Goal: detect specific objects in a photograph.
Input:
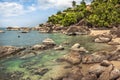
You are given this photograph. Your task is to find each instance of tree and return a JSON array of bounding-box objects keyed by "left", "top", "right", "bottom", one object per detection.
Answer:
[{"left": 72, "top": 0, "right": 76, "bottom": 8}]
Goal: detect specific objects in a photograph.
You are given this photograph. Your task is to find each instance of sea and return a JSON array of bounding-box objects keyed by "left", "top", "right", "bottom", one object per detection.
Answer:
[{"left": 0, "top": 28, "right": 111, "bottom": 80}]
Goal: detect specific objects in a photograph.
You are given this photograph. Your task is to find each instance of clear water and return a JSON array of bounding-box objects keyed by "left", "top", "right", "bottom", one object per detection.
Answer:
[
  {"left": 0, "top": 29, "right": 112, "bottom": 80},
  {"left": 0, "top": 30, "right": 68, "bottom": 47}
]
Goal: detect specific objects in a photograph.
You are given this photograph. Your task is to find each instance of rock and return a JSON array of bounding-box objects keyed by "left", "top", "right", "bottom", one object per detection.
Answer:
[
  {"left": 63, "top": 66, "right": 83, "bottom": 80},
  {"left": 108, "top": 41, "right": 120, "bottom": 45},
  {"left": 66, "top": 26, "right": 90, "bottom": 36},
  {"left": 97, "top": 65, "right": 113, "bottom": 80},
  {"left": 81, "top": 73, "right": 97, "bottom": 80},
  {"left": 110, "top": 27, "right": 120, "bottom": 37},
  {"left": 100, "top": 60, "right": 111, "bottom": 67},
  {"left": 0, "top": 30, "right": 5, "bottom": 33},
  {"left": 6, "top": 27, "right": 20, "bottom": 31},
  {"left": 20, "top": 52, "right": 36, "bottom": 59},
  {"left": 109, "top": 46, "right": 120, "bottom": 60},
  {"left": 82, "top": 51, "right": 110, "bottom": 64},
  {"left": 94, "top": 33, "right": 112, "bottom": 43},
  {"left": 32, "top": 44, "right": 46, "bottom": 50},
  {"left": 41, "top": 65, "right": 70, "bottom": 80},
  {"left": 42, "top": 38, "right": 56, "bottom": 48},
  {"left": 71, "top": 43, "right": 88, "bottom": 53},
  {"left": 88, "top": 64, "right": 106, "bottom": 76},
  {"left": 60, "top": 52, "right": 82, "bottom": 65},
  {"left": 0, "top": 46, "right": 25, "bottom": 58},
  {"left": 54, "top": 45, "right": 64, "bottom": 50},
  {"left": 20, "top": 30, "right": 29, "bottom": 33},
  {"left": 109, "top": 68, "right": 120, "bottom": 80},
  {"left": 34, "top": 68, "right": 49, "bottom": 76},
  {"left": 71, "top": 43, "right": 81, "bottom": 49}
]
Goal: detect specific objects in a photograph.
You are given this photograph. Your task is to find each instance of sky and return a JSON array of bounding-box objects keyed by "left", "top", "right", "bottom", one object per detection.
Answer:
[{"left": 0, "top": 0, "right": 91, "bottom": 27}]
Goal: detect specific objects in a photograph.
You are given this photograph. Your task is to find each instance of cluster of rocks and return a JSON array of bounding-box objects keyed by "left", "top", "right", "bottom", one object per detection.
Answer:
[
  {"left": 0, "top": 38, "right": 65, "bottom": 59},
  {"left": 40, "top": 44, "right": 120, "bottom": 80},
  {"left": 0, "top": 46, "right": 25, "bottom": 58},
  {"left": 94, "top": 31, "right": 120, "bottom": 45}
]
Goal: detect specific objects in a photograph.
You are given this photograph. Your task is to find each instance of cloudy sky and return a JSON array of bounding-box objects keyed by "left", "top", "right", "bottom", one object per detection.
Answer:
[{"left": 0, "top": 0, "right": 90, "bottom": 27}]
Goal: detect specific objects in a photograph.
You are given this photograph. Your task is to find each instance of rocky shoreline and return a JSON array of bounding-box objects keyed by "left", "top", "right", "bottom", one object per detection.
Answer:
[{"left": 0, "top": 26, "right": 120, "bottom": 80}]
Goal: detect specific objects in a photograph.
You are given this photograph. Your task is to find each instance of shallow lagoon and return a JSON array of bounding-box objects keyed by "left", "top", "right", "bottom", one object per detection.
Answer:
[{"left": 0, "top": 30, "right": 111, "bottom": 80}]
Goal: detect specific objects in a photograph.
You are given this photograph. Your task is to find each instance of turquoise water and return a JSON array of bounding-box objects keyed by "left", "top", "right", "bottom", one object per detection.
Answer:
[
  {"left": 0, "top": 29, "right": 112, "bottom": 80},
  {"left": 0, "top": 29, "right": 68, "bottom": 46}
]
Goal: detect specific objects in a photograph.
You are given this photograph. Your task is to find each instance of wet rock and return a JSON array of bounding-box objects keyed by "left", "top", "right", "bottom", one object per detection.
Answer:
[
  {"left": 100, "top": 60, "right": 111, "bottom": 67},
  {"left": 54, "top": 45, "right": 64, "bottom": 50}
]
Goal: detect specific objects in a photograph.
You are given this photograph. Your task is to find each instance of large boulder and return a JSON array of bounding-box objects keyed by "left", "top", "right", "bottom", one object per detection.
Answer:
[
  {"left": 82, "top": 51, "right": 110, "bottom": 64},
  {"left": 94, "top": 33, "right": 112, "bottom": 43},
  {"left": 42, "top": 38, "right": 56, "bottom": 48},
  {"left": 71, "top": 43, "right": 88, "bottom": 53},
  {"left": 60, "top": 52, "right": 82, "bottom": 65},
  {"left": 88, "top": 64, "right": 106, "bottom": 76},
  {"left": 66, "top": 26, "right": 90, "bottom": 36}
]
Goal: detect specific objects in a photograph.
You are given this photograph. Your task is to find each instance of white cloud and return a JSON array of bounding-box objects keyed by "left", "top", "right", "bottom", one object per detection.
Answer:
[
  {"left": 0, "top": 2, "right": 36, "bottom": 17},
  {"left": 38, "top": 0, "right": 81, "bottom": 10}
]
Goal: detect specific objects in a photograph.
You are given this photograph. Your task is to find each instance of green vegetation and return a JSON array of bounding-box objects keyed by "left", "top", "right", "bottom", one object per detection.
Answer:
[{"left": 47, "top": 0, "right": 120, "bottom": 28}]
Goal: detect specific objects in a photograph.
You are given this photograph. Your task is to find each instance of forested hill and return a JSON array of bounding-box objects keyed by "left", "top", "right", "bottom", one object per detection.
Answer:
[{"left": 47, "top": 0, "right": 120, "bottom": 28}]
